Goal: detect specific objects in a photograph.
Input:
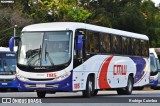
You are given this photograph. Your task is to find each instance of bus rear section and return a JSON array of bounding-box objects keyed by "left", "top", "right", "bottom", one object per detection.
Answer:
[
  {"left": 0, "top": 49, "right": 17, "bottom": 91},
  {"left": 149, "top": 48, "right": 160, "bottom": 89}
]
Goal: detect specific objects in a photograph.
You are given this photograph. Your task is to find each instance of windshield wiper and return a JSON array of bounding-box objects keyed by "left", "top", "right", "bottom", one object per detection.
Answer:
[
  {"left": 27, "top": 45, "right": 42, "bottom": 66},
  {"left": 45, "top": 43, "right": 54, "bottom": 66}
]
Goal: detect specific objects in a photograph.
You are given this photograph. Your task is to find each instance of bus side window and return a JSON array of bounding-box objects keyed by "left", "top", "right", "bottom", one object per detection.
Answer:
[
  {"left": 100, "top": 33, "right": 111, "bottom": 53},
  {"left": 111, "top": 35, "right": 116, "bottom": 54},
  {"left": 134, "top": 39, "right": 140, "bottom": 56},
  {"left": 87, "top": 31, "right": 100, "bottom": 53},
  {"left": 117, "top": 36, "right": 122, "bottom": 54},
  {"left": 130, "top": 39, "right": 134, "bottom": 55},
  {"left": 144, "top": 41, "right": 149, "bottom": 57},
  {"left": 126, "top": 38, "right": 130, "bottom": 55},
  {"left": 141, "top": 40, "right": 145, "bottom": 57},
  {"left": 111, "top": 35, "right": 121, "bottom": 54},
  {"left": 122, "top": 37, "right": 127, "bottom": 55},
  {"left": 122, "top": 37, "right": 130, "bottom": 55}
]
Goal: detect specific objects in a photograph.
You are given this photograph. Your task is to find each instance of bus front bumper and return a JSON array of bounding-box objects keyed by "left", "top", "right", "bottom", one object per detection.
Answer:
[
  {"left": 16, "top": 75, "right": 72, "bottom": 92},
  {"left": 0, "top": 80, "right": 18, "bottom": 88},
  {"left": 147, "top": 79, "right": 158, "bottom": 87}
]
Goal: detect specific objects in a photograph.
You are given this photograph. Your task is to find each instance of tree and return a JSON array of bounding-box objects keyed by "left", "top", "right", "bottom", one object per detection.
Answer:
[
  {"left": 0, "top": 1, "right": 33, "bottom": 46},
  {"left": 26, "top": 0, "right": 91, "bottom": 22},
  {"left": 141, "top": 0, "right": 160, "bottom": 47},
  {"left": 115, "top": 2, "right": 146, "bottom": 33}
]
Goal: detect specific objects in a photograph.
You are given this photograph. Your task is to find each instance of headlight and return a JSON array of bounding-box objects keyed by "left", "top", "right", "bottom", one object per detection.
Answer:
[
  {"left": 54, "top": 72, "right": 71, "bottom": 81},
  {"left": 16, "top": 74, "right": 28, "bottom": 82}
]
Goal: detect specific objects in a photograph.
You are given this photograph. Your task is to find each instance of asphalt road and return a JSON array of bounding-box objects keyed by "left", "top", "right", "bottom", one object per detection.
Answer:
[
  {"left": 1, "top": 89, "right": 160, "bottom": 98},
  {"left": 0, "top": 90, "right": 160, "bottom": 106}
]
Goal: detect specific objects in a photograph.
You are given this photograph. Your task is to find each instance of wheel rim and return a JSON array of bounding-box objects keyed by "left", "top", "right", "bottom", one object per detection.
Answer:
[
  {"left": 128, "top": 79, "right": 132, "bottom": 92},
  {"left": 89, "top": 80, "right": 93, "bottom": 93}
]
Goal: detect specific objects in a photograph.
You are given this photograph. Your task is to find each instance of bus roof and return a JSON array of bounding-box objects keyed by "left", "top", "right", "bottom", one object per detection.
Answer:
[{"left": 22, "top": 22, "right": 149, "bottom": 40}]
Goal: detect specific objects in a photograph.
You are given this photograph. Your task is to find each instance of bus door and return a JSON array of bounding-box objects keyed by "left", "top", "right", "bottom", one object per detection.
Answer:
[{"left": 74, "top": 30, "right": 85, "bottom": 68}]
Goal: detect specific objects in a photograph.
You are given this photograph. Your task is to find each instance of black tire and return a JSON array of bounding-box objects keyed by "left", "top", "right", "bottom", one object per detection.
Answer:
[
  {"left": 151, "top": 86, "right": 160, "bottom": 90},
  {"left": 92, "top": 90, "right": 98, "bottom": 96},
  {"left": 0, "top": 88, "right": 7, "bottom": 92},
  {"left": 117, "top": 88, "right": 125, "bottom": 95},
  {"left": 117, "top": 76, "right": 133, "bottom": 95},
  {"left": 37, "top": 91, "right": 46, "bottom": 98},
  {"left": 82, "top": 76, "right": 94, "bottom": 98},
  {"left": 124, "top": 76, "right": 133, "bottom": 95},
  {"left": 151, "top": 86, "right": 155, "bottom": 89},
  {"left": 134, "top": 87, "right": 144, "bottom": 90}
]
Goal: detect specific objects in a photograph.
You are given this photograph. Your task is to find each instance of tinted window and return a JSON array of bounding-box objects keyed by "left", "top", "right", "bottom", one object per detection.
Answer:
[
  {"left": 86, "top": 31, "right": 100, "bottom": 53},
  {"left": 111, "top": 35, "right": 122, "bottom": 54},
  {"left": 100, "top": 33, "right": 111, "bottom": 53},
  {"left": 141, "top": 40, "right": 145, "bottom": 56},
  {"left": 144, "top": 41, "right": 149, "bottom": 57},
  {"left": 122, "top": 37, "right": 130, "bottom": 55},
  {"left": 133, "top": 39, "right": 140, "bottom": 56}
]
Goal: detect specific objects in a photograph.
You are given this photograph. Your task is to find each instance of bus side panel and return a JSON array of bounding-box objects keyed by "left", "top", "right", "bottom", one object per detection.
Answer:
[
  {"left": 72, "top": 55, "right": 106, "bottom": 91},
  {"left": 98, "top": 56, "right": 136, "bottom": 89},
  {"left": 131, "top": 57, "right": 150, "bottom": 87},
  {"left": 72, "top": 55, "right": 150, "bottom": 91}
]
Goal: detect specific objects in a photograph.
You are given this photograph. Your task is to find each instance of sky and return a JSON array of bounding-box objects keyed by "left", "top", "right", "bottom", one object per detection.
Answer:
[{"left": 151, "top": 0, "right": 160, "bottom": 6}]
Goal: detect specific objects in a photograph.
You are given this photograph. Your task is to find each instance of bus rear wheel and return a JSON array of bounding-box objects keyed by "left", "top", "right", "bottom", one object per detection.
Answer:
[
  {"left": 117, "top": 76, "right": 133, "bottom": 95},
  {"left": 151, "top": 86, "right": 160, "bottom": 90},
  {"left": 37, "top": 91, "right": 46, "bottom": 98},
  {"left": 134, "top": 87, "right": 144, "bottom": 90},
  {"left": 82, "top": 76, "right": 94, "bottom": 98},
  {"left": 92, "top": 90, "right": 98, "bottom": 96}
]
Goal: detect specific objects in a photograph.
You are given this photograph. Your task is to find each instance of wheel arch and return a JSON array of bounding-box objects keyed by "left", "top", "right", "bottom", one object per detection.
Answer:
[{"left": 88, "top": 73, "right": 96, "bottom": 89}]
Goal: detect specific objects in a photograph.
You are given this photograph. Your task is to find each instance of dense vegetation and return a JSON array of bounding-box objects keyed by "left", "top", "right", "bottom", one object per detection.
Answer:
[{"left": 0, "top": 0, "right": 160, "bottom": 47}]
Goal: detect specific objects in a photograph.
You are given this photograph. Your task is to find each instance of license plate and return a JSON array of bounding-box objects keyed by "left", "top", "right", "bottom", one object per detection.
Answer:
[{"left": 36, "top": 84, "right": 46, "bottom": 88}]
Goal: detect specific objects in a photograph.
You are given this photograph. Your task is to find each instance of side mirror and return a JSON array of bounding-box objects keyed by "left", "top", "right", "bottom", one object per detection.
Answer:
[
  {"left": 76, "top": 35, "right": 83, "bottom": 51},
  {"left": 9, "top": 36, "right": 20, "bottom": 52}
]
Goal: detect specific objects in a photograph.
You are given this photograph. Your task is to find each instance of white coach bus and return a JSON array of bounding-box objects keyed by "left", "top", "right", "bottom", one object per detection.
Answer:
[{"left": 9, "top": 22, "right": 150, "bottom": 98}]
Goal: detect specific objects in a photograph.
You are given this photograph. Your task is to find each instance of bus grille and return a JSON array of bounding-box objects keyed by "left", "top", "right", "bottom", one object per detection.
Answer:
[
  {"left": 24, "top": 84, "right": 59, "bottom": 88},
  {"left": 27, "top": 78, "right": 55, "bottom": 81}
]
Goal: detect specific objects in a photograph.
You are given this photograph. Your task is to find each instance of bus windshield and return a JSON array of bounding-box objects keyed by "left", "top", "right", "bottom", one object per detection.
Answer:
[
  {"left": 150, "top": 53, "right": 158, "bottom": 73},
  {"left": 0, "top": 52, "right": 16, "bottom": 72},
  {"left": 156, "top": 58, "right": 160, "bottom": 70},
  {"left": 18, "top": 31, "right": 72, "bottom": 67}
]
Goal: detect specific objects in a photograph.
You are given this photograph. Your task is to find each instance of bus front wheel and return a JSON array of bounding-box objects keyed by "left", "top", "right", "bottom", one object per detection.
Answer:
[
  {"left": 82, "top": 76, "right": 94, "bottom": 98},
  {"left": 37, "top": 91, "right": 46, "bottom": 98}
]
